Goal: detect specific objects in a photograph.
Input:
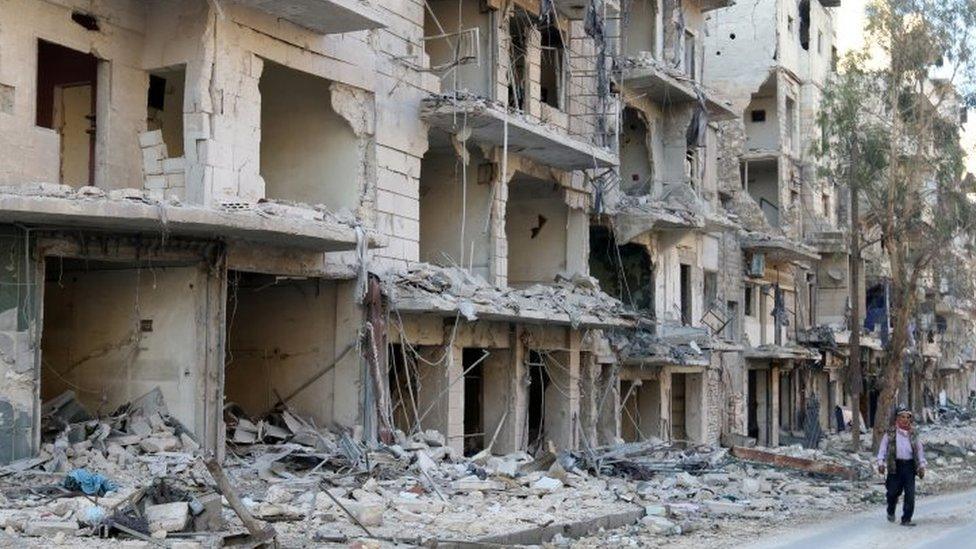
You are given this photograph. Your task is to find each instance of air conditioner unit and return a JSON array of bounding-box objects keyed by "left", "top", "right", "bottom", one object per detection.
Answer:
[{"left": 747, "top": 252, "right": 765, "bottom": 278}]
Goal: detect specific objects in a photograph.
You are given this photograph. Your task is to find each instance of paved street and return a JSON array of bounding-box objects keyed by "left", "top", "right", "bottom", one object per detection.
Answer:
[{"left": 745, "top": 488, "right": 976, "bottom": 549}]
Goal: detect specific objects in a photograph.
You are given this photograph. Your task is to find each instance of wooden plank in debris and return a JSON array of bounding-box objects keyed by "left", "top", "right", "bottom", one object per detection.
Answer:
[
  {"left": 731, "top": 446, "right": 857, "bottom": 480},
  {"left": 204, "top": 458, "right": 277, "bottom": 546}
]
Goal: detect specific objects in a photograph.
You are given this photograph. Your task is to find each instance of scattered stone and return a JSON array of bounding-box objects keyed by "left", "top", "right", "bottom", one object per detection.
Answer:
[
  {"left": 145, "top": 502, "right": 189, "bottom": 533},
  {"left": 25, "top": 520, "right": 78, "bottom": 537}
]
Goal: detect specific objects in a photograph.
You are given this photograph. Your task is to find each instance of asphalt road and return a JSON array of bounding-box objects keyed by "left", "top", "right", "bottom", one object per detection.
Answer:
[{"left": 744, "top": 487, "right": 976, "bottom": 549}]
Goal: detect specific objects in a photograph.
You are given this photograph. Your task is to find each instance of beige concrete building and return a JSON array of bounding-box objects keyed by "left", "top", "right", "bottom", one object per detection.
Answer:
[{"left": 0, "top": 0, "right": 972, "bottom": 465}]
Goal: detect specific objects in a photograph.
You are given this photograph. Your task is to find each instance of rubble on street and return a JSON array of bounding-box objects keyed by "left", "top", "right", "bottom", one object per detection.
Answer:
[{"left": 2, "top": 387, "right": 974, "bottom": 547}]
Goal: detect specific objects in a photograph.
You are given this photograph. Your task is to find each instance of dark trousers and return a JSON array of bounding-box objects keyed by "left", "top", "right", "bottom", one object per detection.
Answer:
[{"left": 886, "top": 459, "right": 917, "bottom": 522}]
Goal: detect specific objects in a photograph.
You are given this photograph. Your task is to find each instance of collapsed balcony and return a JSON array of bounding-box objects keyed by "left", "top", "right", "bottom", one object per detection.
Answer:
[
  {"left": 422, "top": 95, "right": 618, "bottom": 170},
  {"left": 619, "top": 59, "right": 737, "bottom": 121},
  {"left": 379, "top": 263, "right": 635, "bottom": 328}
]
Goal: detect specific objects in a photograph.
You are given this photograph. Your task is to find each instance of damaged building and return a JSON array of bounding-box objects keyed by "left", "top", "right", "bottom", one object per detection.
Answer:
[{"left": 0, "top": 0, "right": 973, "bottom": 476}]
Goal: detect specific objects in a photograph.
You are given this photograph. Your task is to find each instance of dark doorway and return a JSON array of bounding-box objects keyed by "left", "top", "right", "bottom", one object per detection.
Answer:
[
  {"left": 748, "top": 370, "right": 759, "bottom": 439},
  {"left": 462, "top": 348, "right": 485, "bottom": 456},
  {"left": 527, "top": 350, "right": 550, "bottom": 451},
  {"left": 680, "top": 264, "right": 692, "bottom": 325}
]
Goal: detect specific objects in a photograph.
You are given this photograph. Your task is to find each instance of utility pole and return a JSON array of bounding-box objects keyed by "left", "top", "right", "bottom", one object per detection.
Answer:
[{"left": 848, "top": 144, "right": 863, "bottom": 452}]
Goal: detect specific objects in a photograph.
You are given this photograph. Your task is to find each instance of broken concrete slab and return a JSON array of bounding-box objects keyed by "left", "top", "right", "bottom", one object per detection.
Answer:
[{"left": 146, "top": 501, "right": 189, "bottom": 533}]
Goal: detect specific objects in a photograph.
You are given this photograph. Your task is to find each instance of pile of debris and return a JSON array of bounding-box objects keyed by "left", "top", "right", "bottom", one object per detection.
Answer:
[
  {"left": 380, "top": 263, "right": 637, "bottom": 327},
  {"left": 0, "top": 389, "right": 246, "bottom": 544},
  {"left": 7, "top": 389, "right": 976, "bottom": 547}
]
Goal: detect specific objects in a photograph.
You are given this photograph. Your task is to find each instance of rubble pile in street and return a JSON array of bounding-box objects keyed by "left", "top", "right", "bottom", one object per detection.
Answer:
[{"left": 4, "top": 389, "right": 976, "bottom": 547}]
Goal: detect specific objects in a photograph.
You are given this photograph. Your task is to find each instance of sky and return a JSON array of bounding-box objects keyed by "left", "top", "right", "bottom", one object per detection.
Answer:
[{"left": 834, "top": 0, "right": 976, "bottom": 176}]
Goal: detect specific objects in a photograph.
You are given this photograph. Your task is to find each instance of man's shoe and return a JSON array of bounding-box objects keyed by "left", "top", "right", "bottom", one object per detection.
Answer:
[
  {"left": 888, "top": 514, "right": 896, "bottom": 523},
  {"left": 901, "top": 520, "right": 917, "bottom": 527}
]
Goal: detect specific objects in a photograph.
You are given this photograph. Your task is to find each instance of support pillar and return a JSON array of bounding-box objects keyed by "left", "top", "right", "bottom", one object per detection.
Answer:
[
  {"left": 770, "top": 364, "right": 781, "bottom": 447},
  {"left": 482, "top": 324, "right": 526, "bottom": 454},
  {"left": 685, "top": 372, "right": 706, "bottom": 443},
  {"left": 545, "top": 330, "right": 581, "bottom": 450},
  {"left": 417, "top": 342, "right": 464, "bottom": 455}
]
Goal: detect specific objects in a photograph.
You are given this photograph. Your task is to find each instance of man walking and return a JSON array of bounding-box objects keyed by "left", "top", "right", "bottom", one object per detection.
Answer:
[{"left": 877, "top": 406, "right": 927, "bottom": 526}]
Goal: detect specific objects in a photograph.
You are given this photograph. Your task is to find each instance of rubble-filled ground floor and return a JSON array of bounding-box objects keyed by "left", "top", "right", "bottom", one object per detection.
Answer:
[{"left": 2, "top": 402, "right": 976, "bottom": 547}]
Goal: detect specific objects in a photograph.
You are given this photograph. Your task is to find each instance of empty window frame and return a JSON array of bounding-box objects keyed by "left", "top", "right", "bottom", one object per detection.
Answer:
[
  {"left": 704, "top": 270, "right": 718, "bottom": 309},
  {"left": 683, "top": 30, "right": 696, "bottom": 79},
  {"left": 508, "top": 13, "right": 530, "bottom": 111},
  {"left": 147, "top": 66, "right": 186, "bottom": 157},
  {"left": 36, "top": 40, "right": 98, "bottom": 187},
  {"left": 539, "top": 24, "right": 566, "bottom": 109},
  {"left": 751, "top": 110, "right": 767, "bottom": 123},
  {"left": 745, "top": 285, "right": 754, "bottom": 317},
  {"left": 680, "top": 264, "right": 692, "bottom": 325}
]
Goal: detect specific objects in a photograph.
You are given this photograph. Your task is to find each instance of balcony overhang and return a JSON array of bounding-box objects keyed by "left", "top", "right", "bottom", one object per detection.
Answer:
[
  {"left": 740, "top": 233, "right": 821, "bottom": 263},
  {"left": 744, "top": 344, "right": 820, "bottom": 361},
  {"left": 550, "top": 0, "right": 620, "bottom": 19},
  {"left": 0, "top": 190, "right": 377, "bottom": 252},
  {"left": 697, "top": 0, "right": 735, "bottom": 12},
  {"left": 622, "top": 63, "right": 738, "bottom": 121},
  {"left": 233, "top": 0, "right": 386, "bottom": 34},
  {"left": 614, "top": 204, "right": 704, "bottom": 243},
  {"left": 422, "top": 96, "right": 618, "bottom": 170},
  {"left": 382, "top": 264, "right": 636, "bottom": 329}
]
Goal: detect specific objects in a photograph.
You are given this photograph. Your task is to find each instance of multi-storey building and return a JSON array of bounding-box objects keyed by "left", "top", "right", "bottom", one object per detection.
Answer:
[{"left": 0, "top": 0, "right": 971, "bottom": 465}]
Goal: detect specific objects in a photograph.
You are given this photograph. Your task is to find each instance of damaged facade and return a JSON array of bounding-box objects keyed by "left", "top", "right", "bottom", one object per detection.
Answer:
[{"left": 0, "top": 0, "right": 973, "bottom": 476}]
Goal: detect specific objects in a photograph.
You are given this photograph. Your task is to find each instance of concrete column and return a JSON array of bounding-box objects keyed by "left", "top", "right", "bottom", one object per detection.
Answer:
[
  {"left": 755, "top": 368, "right": 768, "bottom": 446},
  {"left": 545, "top": 330, "right": 581, "bottom": 450},
  {"left": 770, "top": 364, "right": 781, "bottom": 447},
  {"left": 482, "top": 327, "right": 526, "bottom": 454},
  {"left": 332, "top": 280, "right": 364, "bottom": 430},
  {"left": 596, "top": 364, "right": 620, "bottom": 445},
  {"left": 417, "top": 343, "right": 464, "bottom": 455},
  {"left": 685, "top": 372, "right": 706, "bottom": 443},
  {"left": 526, "top": 26, "right": 542, "bottom": 118},
  {"left": 659, "top": 366, "right": 672, "bottom": 441},
  {"left": 567, "top": 208, "right": 589, "bottom": 277},
  {"left": 578, "top": 353, "right": 599, "bottom": 447}
]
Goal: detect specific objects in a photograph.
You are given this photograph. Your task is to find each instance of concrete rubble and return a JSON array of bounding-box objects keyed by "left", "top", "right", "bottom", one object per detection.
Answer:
[
  {"left": 381, "top": 263, "right": 636, "bottom": 327},
  {"left": 1, "top": 384, "right": 976, "bottom": 547},
  {"left": 0, "top": 0, "right": 973, "bottom": 546}
]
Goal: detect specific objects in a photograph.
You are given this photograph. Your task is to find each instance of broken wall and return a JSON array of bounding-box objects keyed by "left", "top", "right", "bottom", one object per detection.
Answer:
[
  {"left": 0, "top": 0, "right": 148, "bottom": 187},
  {"left": 703, "top": 0, "right": 779, "bottom": 108},
  {"left": 224, "top": 277, "right": 342, "bottom": 427},
  {"left": 0, "top": 226, "right": 37, "bottom": 464},
  {"left": 41, "top": 264, "right": 209, "bottom": 437},
  {"left": 419, "top": 149, "right": 493, "bottom": 278}
]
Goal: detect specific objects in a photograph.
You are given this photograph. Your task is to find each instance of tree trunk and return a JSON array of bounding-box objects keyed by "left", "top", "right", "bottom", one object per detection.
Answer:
[
  {"left": 872, "top": 282, "right": 914, "bottom": 449},
  {"left": 848, "top": 147, "right": 863, "bottom": 452}
]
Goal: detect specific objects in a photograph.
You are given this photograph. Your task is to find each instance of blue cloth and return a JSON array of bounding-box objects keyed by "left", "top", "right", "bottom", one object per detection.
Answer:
[{"left": 63, "top": 468, "right": 117, "bottom": 496}]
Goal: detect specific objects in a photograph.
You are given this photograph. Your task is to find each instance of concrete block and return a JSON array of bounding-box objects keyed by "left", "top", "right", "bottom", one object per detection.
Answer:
[
  {"left": 145, "top": 176, "right": 167, "bottom": 190},
  {"left": 139, "top": 130, "right": 164, "bottom": 148},
  {"left": 344, "top": 501, "right": 383, "bottom": 527},
  {"left": 165, "top": 173, "right": 186, "bottom": 189},
  {"left": 146, "top": 502, "right": 189, "bottom": 533},
  {"left": 142, "top": 146, "right": 165, "bottom": 165},
  {"left": 147, "top": 189, "right": 165, "bottom": 201},
  {"left": 26, "top": 520, "right": 78, "bottom": 537},
  {"left": 162, "top": 157, "right": 185, "bottom": 174},
  {"left": 143, "top": 158, "right": 163, "bottom": 176},
  {"left": 184, "top": 113, "right": 211, "bottom": 140},
  {"left": 140, "top": 435, "right": 179, "bottom": 453},
  {"left": 191, "top": 493, "right": 224, "bottom": 531}
]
